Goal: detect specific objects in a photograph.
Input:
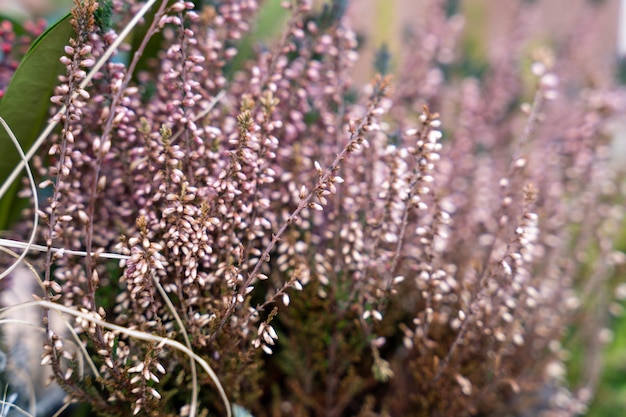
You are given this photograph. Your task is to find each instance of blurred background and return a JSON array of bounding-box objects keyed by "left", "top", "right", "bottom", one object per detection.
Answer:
[
  {"left": 349, "top": 0, "right": 620, "bottom": 86},
  {"left": 0, "top": 0, "right": 625, "bottom": 416},
  {"left": 0, "top": 0, "right": 622, "bottom": 84}
]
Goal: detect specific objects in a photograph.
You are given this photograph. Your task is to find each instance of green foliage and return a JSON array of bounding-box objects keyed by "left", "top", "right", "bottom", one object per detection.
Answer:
[
  {"left": 94, "top": 0, "right": 114, "bottom": 32},
  {"left": 585, "top": 305, "right": 626, "bottom": 416},
  {"left": 317, "top": 0, "right": 348, "bottom": 30},
  {"left": 616, "top": 56, "right": 626, "bottom": 86},
  {"left": 444, "top": 0, "right": 461, "bottom": 17},
  {"left": 374, "top": 43, "right": 392, "bottom": 76},
  {"left": 267, "top": 281, "right": 373, "bottom": 416}
]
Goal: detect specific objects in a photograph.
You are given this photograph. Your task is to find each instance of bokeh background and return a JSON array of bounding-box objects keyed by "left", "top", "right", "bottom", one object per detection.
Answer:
[{"left": 2, "top": 0, "right": 621, "bottom": 84}]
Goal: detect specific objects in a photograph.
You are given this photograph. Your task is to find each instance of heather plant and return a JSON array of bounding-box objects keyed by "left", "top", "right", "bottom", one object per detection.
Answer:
[{"left": 0, "top": 0, "right": 624, "bottom": 417}]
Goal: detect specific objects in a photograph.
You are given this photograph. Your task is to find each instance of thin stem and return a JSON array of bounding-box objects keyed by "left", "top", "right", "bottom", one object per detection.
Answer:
[
  {"left": 212, "top": 116, "right": 371, "bottom": 340},
  {"left": 435, "top": 88, "right": 545, "bottom": 382},
  {"left": 0, "top": 238, "right": 128, "bottom": 260},
  {"left": 152, "top": 273, "right": 199, "bottom": 417}
]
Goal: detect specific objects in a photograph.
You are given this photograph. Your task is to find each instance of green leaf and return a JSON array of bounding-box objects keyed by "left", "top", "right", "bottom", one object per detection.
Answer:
[{"left": 0, "top": 13, "right": 75, "bottom": 230}]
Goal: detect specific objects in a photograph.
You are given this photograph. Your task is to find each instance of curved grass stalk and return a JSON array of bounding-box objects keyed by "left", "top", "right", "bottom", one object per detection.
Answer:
[
  {"left": 0, "top": 246, "right": 99, "bottom": 379},
  {"left": 0, "top": 238, "right": 129, "bottom": 260},
  {"left": 0, "top": 117, "right": 39, "bottom": 281},
  {"left": 0, "top": 317, "right": 95, "bottom": 380},
  {"left": 50, "top": 402, "right": 71, "bottom": 417},
  {"left": 0, "top": 301, "right": 232, "bottom": 417},
  {"left": 151, "top": 273, "right": 199, "bottom": 417},
  {"left": 0, "top": 398, "right": 31, "bottom": 417}
]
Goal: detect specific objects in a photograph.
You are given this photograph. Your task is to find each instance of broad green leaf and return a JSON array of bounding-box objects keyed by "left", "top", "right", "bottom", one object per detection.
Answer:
[{"left": 0, "top": 13, "right": 74, "bottom": 230}]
